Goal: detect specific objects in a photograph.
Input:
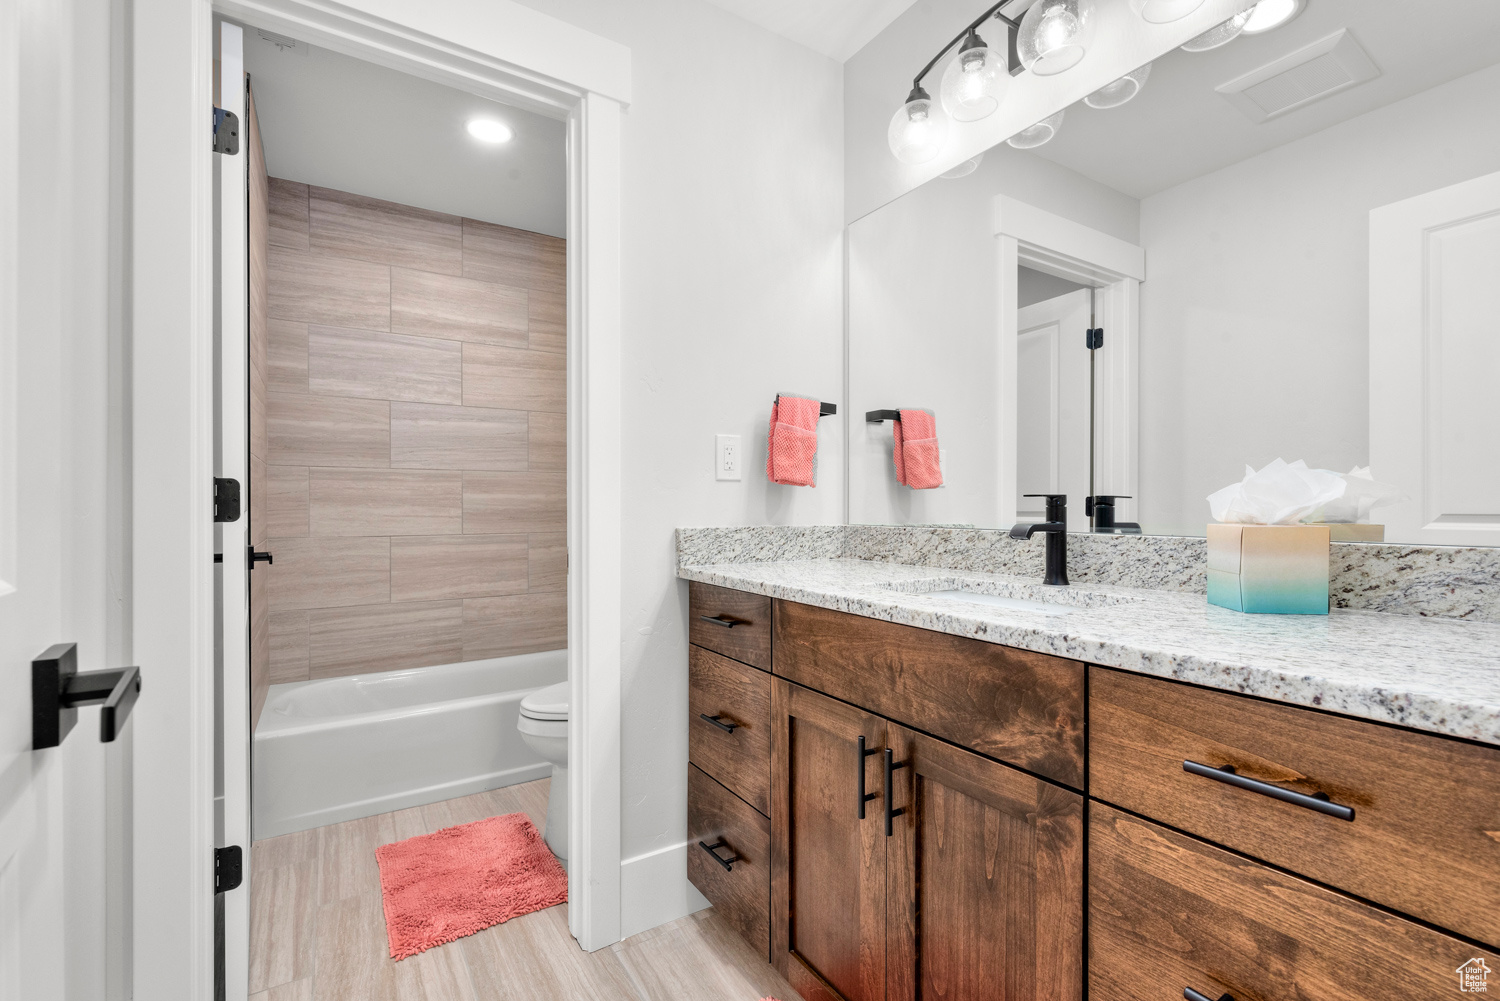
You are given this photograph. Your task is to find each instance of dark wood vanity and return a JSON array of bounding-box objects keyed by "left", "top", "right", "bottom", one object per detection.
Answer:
[{"left": 685, "top": 580, "right": 1500, "bottom": 1000}]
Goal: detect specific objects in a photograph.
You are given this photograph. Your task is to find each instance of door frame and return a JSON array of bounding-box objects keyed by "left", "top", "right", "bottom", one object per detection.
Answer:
[
  {"left": 993, "top": 196, "right": 1144, "bottom": 529},
  {"left": 132, "top": 1, "right": 630, "bottom": 993}
]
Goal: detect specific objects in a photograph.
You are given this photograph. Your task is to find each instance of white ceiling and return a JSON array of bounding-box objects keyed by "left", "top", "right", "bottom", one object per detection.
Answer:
[
  {"left": 1026, "top": 0, "right": 1500, "bottom": 198},
  {"left": 701, "top": 0, "right": 921, "bottom": 61},
  {"left": 241, "top": 29, "right": 567, "bottom": 237}
]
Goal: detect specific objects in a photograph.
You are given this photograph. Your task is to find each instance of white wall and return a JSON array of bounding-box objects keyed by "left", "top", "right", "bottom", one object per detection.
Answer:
[
  {"left": 514, "top": 0, "right": 845, "bottom": 935},
  {"left": 1137, "top": 61, "right": 1500, "bottom": 536},
  {"left": 848, "top": 145, "right": 1136, "bottom": 527}
]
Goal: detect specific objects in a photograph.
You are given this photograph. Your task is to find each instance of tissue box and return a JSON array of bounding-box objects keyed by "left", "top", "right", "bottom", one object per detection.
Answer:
[
  {"left": 1324, "top": 523, "right": 1385, "bottom": 543},
  {"left": 1206, "top": 524, "right": 1330, "bottom": 614}
]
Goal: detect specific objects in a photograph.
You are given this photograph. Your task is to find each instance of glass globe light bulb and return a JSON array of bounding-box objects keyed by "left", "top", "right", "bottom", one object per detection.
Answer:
[
  {"left": 1127, "top": 0, "right": 1206, "bottom": 23},
  {"left": 1180, "top": 8, "right": 1253, "bottom": 51},
  {"left": 940, "top": 32, "right": 1008, "bottom": 123},
  {"left": 1007, "top": 109, "right": 1065, "bottom": 149},
  {"left": 1084, "top": 62, "right": 1152, "bottom": 109},
  {"left": 887, "top": 88, "right": 949, "bottom": 165},
  {"left": 1242, "top": 0, "right": 1304, "bottom": 33},
  {"left": 940, "top": 153, "right": 984, "bottom": 179},
  {"left": 1018, "top": 0, "right": 1096, "bottom": 76}
]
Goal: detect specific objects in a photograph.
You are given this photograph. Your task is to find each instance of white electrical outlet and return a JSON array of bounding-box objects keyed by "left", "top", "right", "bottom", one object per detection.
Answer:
[{"left": 715, "top": 434, "right": 742, "bottom": 481}]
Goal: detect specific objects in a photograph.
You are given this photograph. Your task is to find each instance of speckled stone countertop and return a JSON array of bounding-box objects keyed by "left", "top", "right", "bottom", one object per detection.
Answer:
[{"left": 677, "top": 557, "right": 1500, "bottom": 747}]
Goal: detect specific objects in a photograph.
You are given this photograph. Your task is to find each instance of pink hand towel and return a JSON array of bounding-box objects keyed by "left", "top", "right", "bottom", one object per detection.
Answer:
[
  {"left": 893, "top": 409, "right": 943, "bottom": 489},
  {"left": 766, "top": 395, "right": 821, "bottom": 486}
]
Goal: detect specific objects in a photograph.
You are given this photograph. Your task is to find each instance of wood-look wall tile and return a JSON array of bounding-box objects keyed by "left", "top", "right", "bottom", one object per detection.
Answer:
[
  {"left": 307, "top": 600, "right": 463, "bottom": 678},
  {"left": 462, "top": 592, "right": 567, "bottom": 660},
  {"left": 390, "top": 267, "right": 528, "bottom": 347},
  {"left": 462, "top": 471, "right": 565, "bottom": 535},
  {"left": 250, "top": 454, "right": 269, "bottom": 546},
  {"left": 251, "top": 365, "right": 269, "bottom": 463},
  {"left": 264, "top": 537, "right": 390, "bottom": 610},
  {"left": 267, "top": 319, "right": 309, "bottom": 394},
  {"left": 527, "top": 412, "right": 565, "bottom": 472},
  {"left": 528, "top": 533, "right": 566, "bottom": 592},
  {"left": 267, "top": 465, "right": 309, "bottom": 537},
  {"left": 307, "top": 325, "right": 462, "bottom": 405},
  {"left": 267, "top": 393, "right": 390, "bottom": 468},
  {"left": 528, "top": 288, "right": 565, "bottom": 354},
  {"left": 461, "top": 219, "right": 566, "bottom": 294},
  {"left": 268, "top": 177, "right": 309, "bottom": 250},
  {"left": 390, "top": 535, "right": 529, "bottom": 602},
  {"left": 307, "top": 186, "right": 462, "bottom": 275},
  {"left": 462, "top": 345, "right": 565, "bottom": 413},
  {"left": 269, "top": 610, "right": 310, "bottom": 684},
  {"left": 267, "top": 246, "right": 390, "bottom": 331},
  {"left": 390, "top": 402, "right": 528, "bottom": 471},
  {"left": 308, "top": 468, "right": 462, "bottom": 537},
  {"left": 251, "top": 562, "right": 270, "bottom": 729}
]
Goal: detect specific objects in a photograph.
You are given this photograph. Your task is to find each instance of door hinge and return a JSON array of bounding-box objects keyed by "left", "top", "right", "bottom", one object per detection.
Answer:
[
  {"left": 1085, "top": 327, "right": 1104, "bottom": 350},
  {"left": 215, "top": 845, "right": 243, "bottom": 893},
  {"left": 213, "top": 107, "right": 240, "bottom": 155},
  {"left": 214, "top": 477, "right": 241, "bottom": 522}
]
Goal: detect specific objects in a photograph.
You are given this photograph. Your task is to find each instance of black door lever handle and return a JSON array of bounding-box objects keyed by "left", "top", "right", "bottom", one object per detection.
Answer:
[{"left": 32, "top": 643, "right": 143, "bottom": 749}]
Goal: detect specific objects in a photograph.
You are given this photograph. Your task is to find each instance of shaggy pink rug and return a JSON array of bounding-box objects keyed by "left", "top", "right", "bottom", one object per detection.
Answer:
[{"left": 375, "top": 813, "right": 567, "bottom": 960}]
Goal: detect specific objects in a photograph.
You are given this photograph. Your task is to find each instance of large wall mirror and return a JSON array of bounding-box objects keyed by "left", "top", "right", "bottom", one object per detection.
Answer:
[{"left": 848, "top": 0, "right": 1500, "bottom": 546}]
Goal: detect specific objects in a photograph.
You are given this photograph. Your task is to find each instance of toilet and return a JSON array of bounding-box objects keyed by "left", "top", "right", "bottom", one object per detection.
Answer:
[{"left": 517, "top": 680, "right": 569, "bottom": 864}]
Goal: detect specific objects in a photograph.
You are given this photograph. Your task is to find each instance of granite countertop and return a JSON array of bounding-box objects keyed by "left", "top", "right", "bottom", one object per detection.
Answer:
[{"left": 677, "top": 558, "right": 1500, "bottom": 747}]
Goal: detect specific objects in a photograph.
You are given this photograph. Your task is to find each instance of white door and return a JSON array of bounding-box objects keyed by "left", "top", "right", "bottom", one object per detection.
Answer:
[
  {"left": 0, "top": 0, "right": 129, "bottom": 995},
  {"left": 1016, "top": 289, "right": 1092, "bottom": 531},
  {"left": 1370, "top": 170, "right": 1500, "bottom": 546}
]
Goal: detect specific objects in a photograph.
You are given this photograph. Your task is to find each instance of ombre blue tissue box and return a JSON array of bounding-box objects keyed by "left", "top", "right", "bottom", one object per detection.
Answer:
[{"left": 1206, "top": 524, "right": 1330, "bottom": 615}]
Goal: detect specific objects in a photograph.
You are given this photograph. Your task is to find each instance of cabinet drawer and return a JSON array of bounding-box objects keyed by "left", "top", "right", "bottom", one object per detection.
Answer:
[
  {"left": 1089, "top": 666, "right": 1500, "bottom": 947},
  {"left": 1090, "top": 804, "right": 1499, "bottom": 1000},
  {"left": 774, "top": 600, "right": 1085, "bottom": 788},
  {"left": 688, "top": 763, "right": 771, "bottom": 959},
  {"left": 689, "top": 645, "right": 772, "bottom": 815},
  {"left": 688, "top": 581, "right": 773, "bottom": 671}
]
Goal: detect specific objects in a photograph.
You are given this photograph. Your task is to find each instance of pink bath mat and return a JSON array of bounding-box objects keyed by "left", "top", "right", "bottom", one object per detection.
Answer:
[{"left": 375, "top": 813, "right": 567, "bottom": 960}]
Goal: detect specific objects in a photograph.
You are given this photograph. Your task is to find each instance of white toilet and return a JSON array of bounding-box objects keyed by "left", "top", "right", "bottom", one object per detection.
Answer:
[{"left": 517, "top": 680, "right": 569, "bottom": 863}]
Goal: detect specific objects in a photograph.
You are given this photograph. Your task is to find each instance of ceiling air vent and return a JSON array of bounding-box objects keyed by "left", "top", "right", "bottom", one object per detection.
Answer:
[
  {"left": 1216, "top": 28, "right": 1379, "bottom": 123},
  {"left": 256, "top": 28, "right": 308, "bottom": 56}
]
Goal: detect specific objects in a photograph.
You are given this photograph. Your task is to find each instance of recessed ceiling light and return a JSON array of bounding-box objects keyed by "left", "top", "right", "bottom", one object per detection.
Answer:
[
  {"left": 1242, "top": 0, "right": 1304, "bottom": 34},
  {"left": 466, "top": 118, "right": 513, "bottom": 144}
]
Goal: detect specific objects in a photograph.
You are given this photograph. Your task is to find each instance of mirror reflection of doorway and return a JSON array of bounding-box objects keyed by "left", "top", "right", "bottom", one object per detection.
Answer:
[{"left": 1015, "top": 274, "right": 1091, "bottom": 531}]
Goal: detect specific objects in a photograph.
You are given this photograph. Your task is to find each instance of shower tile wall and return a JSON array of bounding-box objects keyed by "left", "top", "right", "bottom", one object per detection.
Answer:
[{"left": 262, "top": 180, "right": 566, "bottom": 682}]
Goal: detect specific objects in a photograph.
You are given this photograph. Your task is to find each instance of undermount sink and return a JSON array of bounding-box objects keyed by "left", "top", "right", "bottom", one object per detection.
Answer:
[{"left": 880, "top": 578, "right": 1139, "bottom": 615}]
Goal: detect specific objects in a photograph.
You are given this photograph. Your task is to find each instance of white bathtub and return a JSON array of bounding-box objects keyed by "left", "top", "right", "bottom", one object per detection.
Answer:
[{"left": 253, "top": 650, "right": 566, "bottom": 839}]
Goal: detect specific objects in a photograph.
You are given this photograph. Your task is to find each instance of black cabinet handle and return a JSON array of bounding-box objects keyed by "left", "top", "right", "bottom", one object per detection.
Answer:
[
  {"left": 1183, "top": 760, "right": 1355, "bottom": 822},
  {"left": 698, "top": 713, "right": 740, "bottom": 734},
  {"left": 884, "top": 748, "right": 908, "bottom": 837},
  {"left": 857, "top": 736, "right": 879, "bottom": 819},
  {"left": 698, "top": 840, "right": 739, "bottom": 872},
  {"left": 697, "top": 614, "right": 742, "bottom": 628},
  {"left": 1184, "top": 989, "right": 1233, "bottom": 1001}
]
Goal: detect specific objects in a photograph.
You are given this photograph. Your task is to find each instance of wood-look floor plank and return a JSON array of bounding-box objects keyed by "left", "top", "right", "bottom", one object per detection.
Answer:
[
  {"left": 614, "top": 909, "right": 802, "bottom": 1001},
  {"left": 461, "top": 344, "right": 565, "bottom": 413},
  {"left": 250, "top": 978, "right": 313, "bottom": 1001},
  {"left": 527, "top": 412, "right": 565, "bottom": 472},
  {"left": 307, "top": 326, "right": 462, "bottom": 406},
  {"left": 268, "top": 319, "right": 310, "bottom": 394},
  {"left": 268, "top": 609, "right": 310, "bottom": 684},
  {"left": 252, "top": 827, "right": 320, "bottom": 873},
  {"left": 308, "top": 468, "right": 463, "bottom": 537},
  {"left": 307, "top": 600, "right": 464, "bottom": 679},
  {"left": 267, "top": 465, "right": 309, "bottom": 537},
  {"left": 462, "top": 904, "right": 638, "bottom": 1001},
  {"left": 268, "top": 246, "right": 390, "bottom": 331},
  {"left": 264, "top": 537, "right": 390, "bottom": 611},
  {"left": 390, "top": 402, "right": 528, "bottom": 472},
  {"left": 461, "top": 471, "right": 565, "bottom": 535},
  {"left": 527, "top": 288, "right": 565, "bottom": 355},
  {"left": 308, "top": 186, "right": 462, "bottom": 276},
  {"left": 267, "top": 393, "right": 391, "bottom": 468},
  {"left": 528, "top": 533, "right": 566, "bottom": 592},
  {"left": 268, "top": 177, "right": 310, "bottom": 250},
  {"left": 462, "top": 592, "right": 567, "bottom": 660},
  {"left": 390, "top": 535, "right": 529, "bottom": 602},
  {"left": 460, "top": 219, "right": 566, "bottom": 295},
  {"left": 391, "top": 267, "right": 528, "bottom": 347},
  {"left": 249, "top": 859, "right": 318, "bottom": 994}
]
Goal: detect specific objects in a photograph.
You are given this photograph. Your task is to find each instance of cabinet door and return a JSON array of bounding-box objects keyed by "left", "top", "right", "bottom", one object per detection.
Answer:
[
  {"left": 772, "top": 679, "right": 888, "bottom": 1001},
  {"left": 887, "top": 724, "right": 1084, "bottom": 1001}
]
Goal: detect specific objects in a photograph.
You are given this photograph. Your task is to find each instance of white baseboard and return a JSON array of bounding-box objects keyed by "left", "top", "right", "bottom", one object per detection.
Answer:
[{"left": 618, "top": 841, "right": 711, "bottom": 940}]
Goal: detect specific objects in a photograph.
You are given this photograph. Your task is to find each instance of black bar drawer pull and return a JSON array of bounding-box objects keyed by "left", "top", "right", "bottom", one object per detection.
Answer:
[
  {"left": 698, "top": 840, "right": 740, "bottom": 872},
  {"left": 699, "top": 713, "right": 740, "bottom": 734},
  {"left": 1184, "top": 989, "right": 1233, "bottom": 1001},
  {"left": 884, "top": 748, "right": 908, "bottom": 837},
  {"left": 1183, "top": 760, "right": 1355, "bottom": 822},
  {"left": 697, "top": 614, "right": 743, "bottom": 628},
  {"left": 857, "top": 736, "right": 879, "bottom": 819}
]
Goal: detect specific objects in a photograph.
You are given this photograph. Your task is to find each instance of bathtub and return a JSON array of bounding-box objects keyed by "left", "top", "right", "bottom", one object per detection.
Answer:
[{"left": 253, "top": 649, "right": 566, "bottom": 839}]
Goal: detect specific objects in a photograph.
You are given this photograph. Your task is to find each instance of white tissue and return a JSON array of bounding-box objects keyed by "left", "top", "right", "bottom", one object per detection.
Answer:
[
  {"left": 1207, "top": 459, "right": 1348, "bottom": 526},
  {"left": 1303, "top": 466, "right": 1405, "bottom": 524}
]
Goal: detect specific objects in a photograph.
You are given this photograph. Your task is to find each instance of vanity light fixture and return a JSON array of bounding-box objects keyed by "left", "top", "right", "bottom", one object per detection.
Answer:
[
  {"left": 888, "top": 87, "right": 950, "bottom": 165},
  {"left": 465, "top": 118, "right": 514, "bottom": 144},
  {"left": 1241, "top": 0, "right": 1304, "bottom": 34},
  {"left": 1085, "top": 62, "right": 1152, "bottom": 108},
  {"left": 1128, "top": 0, "right": 1206, "bottom": 23},
  {"left": 1180, "top": 7, "right": 1255, "bottom": 51},
  {"left": 1007, "top": 109, "right": 1065, "bottom": 148},
  {"left": 940, "top": 30, "right": 1010, "bottom": 122},
  {"left": 1017, "top": 0, "right": 1097, "bottom": 76}
]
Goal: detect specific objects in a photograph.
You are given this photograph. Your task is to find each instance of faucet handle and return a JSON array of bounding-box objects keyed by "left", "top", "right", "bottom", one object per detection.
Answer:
[
  {"left": 1023, "top": 493, "right": 1068, "bottom": 522},
  {"left": 1022, "top": 493, "right": 1068, "bottom": 500},
  {"left": 1085, "top": 494, "right": 1131, "bottom": 516}
]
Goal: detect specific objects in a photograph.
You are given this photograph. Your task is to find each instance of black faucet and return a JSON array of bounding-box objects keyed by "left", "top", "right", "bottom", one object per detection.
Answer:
[
  {"left": 1085, "top": 495, "right": 1142, "bottom": 535},
  {"left": 1010, "top": 494, "right": 1069, "bottom": 586}
]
